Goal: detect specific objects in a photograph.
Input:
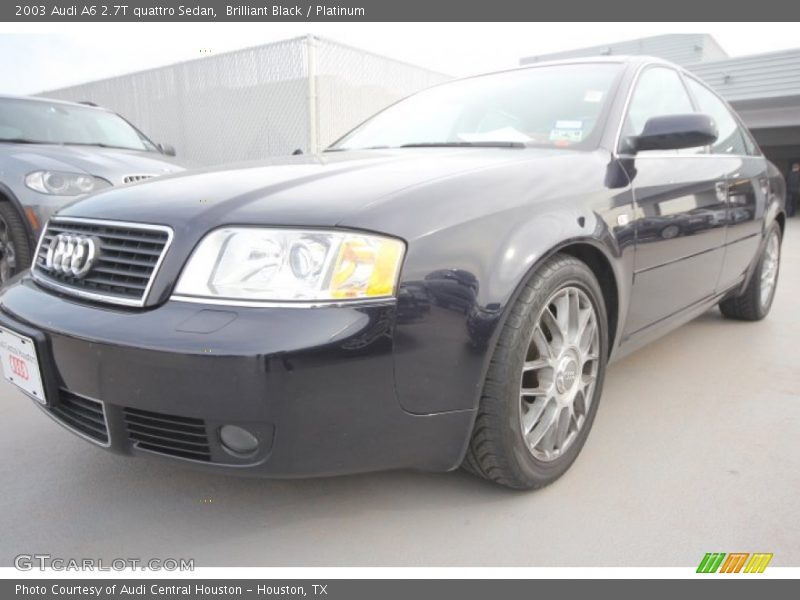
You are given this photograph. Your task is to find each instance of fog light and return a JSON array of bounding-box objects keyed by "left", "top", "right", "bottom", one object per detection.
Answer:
[{"left": 219, "top": 425, "right": 259, "bottom": 456}]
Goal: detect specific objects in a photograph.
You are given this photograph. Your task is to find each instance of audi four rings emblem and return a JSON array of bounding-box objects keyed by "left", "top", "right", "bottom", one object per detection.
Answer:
[{"left": 45, "top": 234, "right": 100, "bottom": 278}]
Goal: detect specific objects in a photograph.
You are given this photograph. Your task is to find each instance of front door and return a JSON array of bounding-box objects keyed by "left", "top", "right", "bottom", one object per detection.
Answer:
[{"left": 618, "top": 66, "right": 729, "bottom": 336}]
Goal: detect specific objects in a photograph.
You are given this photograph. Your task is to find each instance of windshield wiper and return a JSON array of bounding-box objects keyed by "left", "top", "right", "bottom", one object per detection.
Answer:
[
  {"left": 400, "top": 141, "right": 526, "bottom": 149},
  {"left": 323, "top": 145, "right": 391, "bottom": 152},
  {"left": 63, "top": 142, "right": 140, "bottom": 151},
  {"left": 0, "top": 138, "right": 50, "bottom": 145},
  {"left": 326, "top": 142, "right": 526, "bottom": 152}
]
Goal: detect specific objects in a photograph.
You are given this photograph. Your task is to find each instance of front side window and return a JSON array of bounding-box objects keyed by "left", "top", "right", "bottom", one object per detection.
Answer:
[
  {"left": 331, "top": 63, "right": 624, "bottom": 150},
  {"left": 620, "top": 67, "right": 698, "bottom": 154},
  {"left": 684, "top": 77, "right": 750, "bottom": 156},
  {"left": 0, "top": 98, "right": 157, "bottom": 152}
]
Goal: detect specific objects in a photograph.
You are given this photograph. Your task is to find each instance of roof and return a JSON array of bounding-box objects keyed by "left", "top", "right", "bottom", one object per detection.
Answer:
[
  {"left": 0, "top": 94, "right": 107, "bottom": 110},
  {"left": 686, "top": 48, "right": 800, "bottom": 103},
  {"left": 429, "top": 55, "right": 664, "bottom": 90},
  {"left": 521, "top": 34, "right": 728, "bottom": 67}
]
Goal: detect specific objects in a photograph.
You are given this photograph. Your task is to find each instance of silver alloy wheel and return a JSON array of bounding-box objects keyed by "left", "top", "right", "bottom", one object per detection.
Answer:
[
  {"left": 519, "top": 286, "right": 600, "bottom": 462},
  {"left": 0, "top": 215, "right": 17, "bottom": 283},
  {"left": 759, "top": 229, "right": 780, "bottom": 310}
]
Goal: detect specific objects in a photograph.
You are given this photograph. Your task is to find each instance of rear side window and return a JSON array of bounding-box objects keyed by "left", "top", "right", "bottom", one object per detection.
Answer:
[
  {"left": 620, "top": 67, "right": 697, "bottom": 154},
  {"left": 684, "top": 77, "right": 750, "bottom": 156}
]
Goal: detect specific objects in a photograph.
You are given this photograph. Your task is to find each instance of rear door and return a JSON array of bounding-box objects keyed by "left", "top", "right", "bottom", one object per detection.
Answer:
[
  {"left": 620, "top": 66, "right": 729, "bottom": 336},
  {"left": 683, "top": 75, "right": 768, "bottom": 291}
]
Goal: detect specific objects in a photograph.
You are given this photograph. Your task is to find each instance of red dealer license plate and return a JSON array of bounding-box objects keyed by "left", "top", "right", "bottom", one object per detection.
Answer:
[{"left": 0, "top": 326, "right": 46, "bottom": 405}]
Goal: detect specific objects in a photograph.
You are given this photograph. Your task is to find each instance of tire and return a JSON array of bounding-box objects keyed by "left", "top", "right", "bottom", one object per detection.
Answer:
[
  {"left": 462, "top": 254, "right": 609, "bottom": 490},
  {"left": 0, "top": 202, "right": 33, "bottom": 284},
  {"left": 719, "top": 222, "right": 781, "bottom": 321},
  {"left": 660, "top": 224, "right": 680, "bottom": 239}
]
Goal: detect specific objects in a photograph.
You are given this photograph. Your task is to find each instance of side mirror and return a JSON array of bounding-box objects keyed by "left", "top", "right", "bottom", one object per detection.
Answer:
[
  {"left": 627, "top": 114, "right": 718, "bottom": 153},
  {"left": 158, "top": 143, "right": 176, "bottom": 157}
]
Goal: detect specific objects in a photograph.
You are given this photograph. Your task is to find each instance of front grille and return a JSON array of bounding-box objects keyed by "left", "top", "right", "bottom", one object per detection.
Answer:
[
  {"left": 33, "top": 218, "right": 172, "bottom": 306},
  {"left": 124, "top": 407, "right": 211, "bottom": 462},
  {"left": 123, "top": 174, "right": 155, "bottom": 184},
  {"left": 51, "top": 391, "right": 109, "bottom": 445}
]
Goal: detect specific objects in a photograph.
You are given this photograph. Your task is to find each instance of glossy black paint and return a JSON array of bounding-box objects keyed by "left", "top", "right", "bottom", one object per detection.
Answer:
[
  {"left": 0, "top": 57, "right": 786, "bottom": 476},
  {"left": 629, "top": 113, "right": 718, "bottom": 153},
  {"left": 0, "top": 278, "right": 472, "bottom": 475}
]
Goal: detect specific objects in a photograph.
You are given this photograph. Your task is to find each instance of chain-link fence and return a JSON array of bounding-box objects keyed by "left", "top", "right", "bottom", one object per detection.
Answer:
[
  {"left": 313, "top": 38, "right": 449, "bottom": 150},
  {"left": 40, "top": 36, "right": 450, "bottom": 166}
]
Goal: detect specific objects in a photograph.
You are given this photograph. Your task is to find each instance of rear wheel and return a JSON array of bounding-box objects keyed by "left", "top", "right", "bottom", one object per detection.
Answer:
[
  {"left": 462, "top": 254, "right": 608, "bottom": 490},
  {"left": 0, "top": 203, "right": 32, "bottom": 284},
  {"left": 719, "top": 222, "right": 781, "bottom": 321}
]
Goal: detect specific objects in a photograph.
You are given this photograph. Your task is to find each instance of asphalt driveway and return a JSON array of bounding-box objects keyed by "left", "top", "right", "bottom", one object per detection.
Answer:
[{"left": 1, "top": 221, "right": 798, "bottom": 567}]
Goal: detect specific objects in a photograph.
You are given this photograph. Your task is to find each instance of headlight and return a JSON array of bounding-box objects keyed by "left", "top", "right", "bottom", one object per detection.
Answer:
[
  {"left": 25, "top": 171, "right": 111, "bottom": 195},
  {"left": 174, "top": 228, "right": 405, "bottom": 302}
]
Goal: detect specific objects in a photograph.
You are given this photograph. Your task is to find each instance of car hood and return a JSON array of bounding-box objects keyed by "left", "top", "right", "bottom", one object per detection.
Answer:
[
  {"left": 59, "top": 147, "right": 598, "bottom": 234},
  {"left": 0, "top": 142, "right": 184, "bottom": 185}
]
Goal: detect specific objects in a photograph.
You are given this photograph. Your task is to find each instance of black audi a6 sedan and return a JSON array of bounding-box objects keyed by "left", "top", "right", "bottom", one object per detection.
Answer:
[{"left": 0, "top": 57, "right": 785, "bottom": 489}]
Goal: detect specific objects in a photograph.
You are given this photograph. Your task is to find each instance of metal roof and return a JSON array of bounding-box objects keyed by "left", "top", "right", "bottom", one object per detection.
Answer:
[
  {"left": 686, "top": 48, "right": 800, "bottom": 103},
  {"left": 519, "top": 34, "right": 800, "bottom": 128},
  {"left": 520, "top": 34, "right": 727, "bottom": 67}
]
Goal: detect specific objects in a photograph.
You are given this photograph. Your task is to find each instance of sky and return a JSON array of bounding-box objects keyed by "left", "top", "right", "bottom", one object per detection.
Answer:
[{"left": 2, "top": 22, "right": 800, "bottom": 95}]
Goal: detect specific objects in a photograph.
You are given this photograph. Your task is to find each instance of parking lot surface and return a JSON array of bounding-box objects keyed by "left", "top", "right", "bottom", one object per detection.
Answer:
[{"left": 1, "top": 222, "right": 798, "bottom": 567}]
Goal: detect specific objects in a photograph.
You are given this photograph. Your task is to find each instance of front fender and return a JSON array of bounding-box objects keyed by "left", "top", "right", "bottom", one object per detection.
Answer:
[
  {"left": 335, "top": 149, "right": 633, "bottom": 416},
  {"left": 392, "top": 200, "right": 628, "bottom": 416}
]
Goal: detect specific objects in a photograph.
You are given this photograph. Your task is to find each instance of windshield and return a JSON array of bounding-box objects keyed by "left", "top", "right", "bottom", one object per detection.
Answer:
[
  {"left": 331, "top": 63, "right": 624, "bottom": 151},
  {"left": 0, "top": 98, "right": 158, "bottom": 152}
]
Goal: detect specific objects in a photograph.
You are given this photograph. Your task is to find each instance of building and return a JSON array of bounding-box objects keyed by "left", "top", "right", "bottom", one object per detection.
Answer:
[
  {"left": 522, "top": 34, "right": 800, "bottom": 177},
  {"left": 521, "top": 34, "right": 728, "bottom": 67},
  {"left": 40, "top": 35, "right": 449, "bottom": 166}
]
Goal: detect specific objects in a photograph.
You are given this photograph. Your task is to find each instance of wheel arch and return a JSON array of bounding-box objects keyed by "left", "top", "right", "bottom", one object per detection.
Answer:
[
  {"left": 498, "top": 238, "right": 621, "bottom": 356},
  {"left": 558, "top": 242, "right": 620, "bottom": 355},
  {"left": 775, "top": 211, "right": 786, "bottom": 238},
  {"left": 456, "top": 237, "right": 622, "bottom": 477},
  {"left": 735, "top": 209, "right": 786, "bottom": 298},
  {"left": 0, "top": 182, "right": 36, "bottom": 253}
]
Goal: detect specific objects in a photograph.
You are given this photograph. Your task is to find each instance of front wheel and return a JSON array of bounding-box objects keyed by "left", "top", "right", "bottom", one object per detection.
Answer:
[
  {"left": 462, "top": 254, "right": 608, "bottom": 490},
  {"left": 0, "top": 203, "right": 33, "bottom": 285},
  {"left": 719, "top": 222, "right": 782, "bottom": 321}
]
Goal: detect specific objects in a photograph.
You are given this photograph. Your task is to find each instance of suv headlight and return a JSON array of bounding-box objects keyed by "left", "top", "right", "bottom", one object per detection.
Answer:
[
  {"left": 25, "top": 170, "right": 111, "bottom": 195},
  {"left": 174, "top": 228, "right": 405, "bottom": 302}
]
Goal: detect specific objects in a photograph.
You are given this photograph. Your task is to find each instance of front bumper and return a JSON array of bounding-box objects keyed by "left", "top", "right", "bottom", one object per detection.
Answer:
[{"left": 0, "top": 277, "right": 474, "bottom": 477}]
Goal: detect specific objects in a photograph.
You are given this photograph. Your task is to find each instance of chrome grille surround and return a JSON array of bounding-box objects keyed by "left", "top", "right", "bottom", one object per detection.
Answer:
[{"left": 32, "top": 217, "right": 174, "bottom": 308}]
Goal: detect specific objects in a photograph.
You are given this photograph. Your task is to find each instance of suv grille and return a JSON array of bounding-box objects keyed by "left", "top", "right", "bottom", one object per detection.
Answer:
[
  {"left": 33, "top": 218, "right": 172, "bottom": 307},
  {"left": 123, "top": 174, "right": 155, "bottom": 184},
  {"left": 51, "top": 391, "right": 109, "bottom": 445},
  {"left": 124, "top": 407, "right": 211, "bottom": 462}
]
